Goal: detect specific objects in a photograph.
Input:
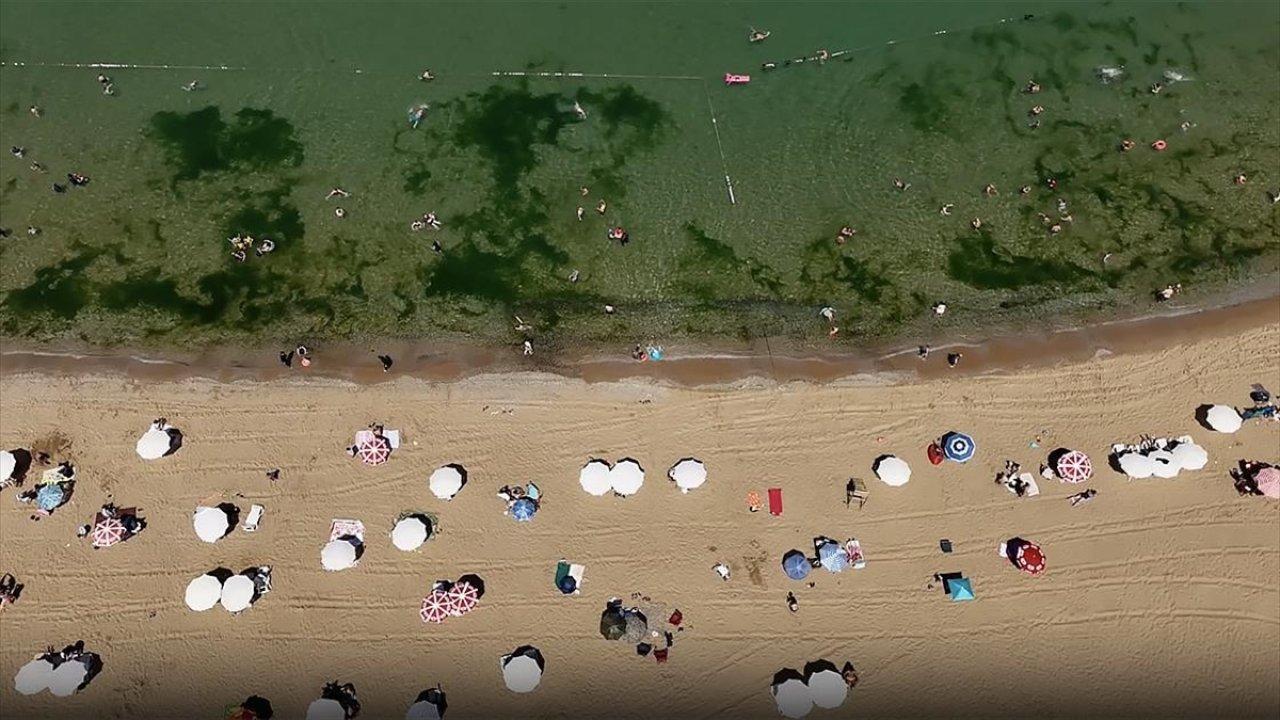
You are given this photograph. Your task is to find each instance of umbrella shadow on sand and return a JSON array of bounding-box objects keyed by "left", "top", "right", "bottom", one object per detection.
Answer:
[
  {"left": 1046, "top": 448, "right": 1071, "bottom": 469},
  {"left": 1193, "top": 404, "right": 1215, "bottom": 431},
  {"left": 6, "top": 449, "right": 33, "bottom": 483}
]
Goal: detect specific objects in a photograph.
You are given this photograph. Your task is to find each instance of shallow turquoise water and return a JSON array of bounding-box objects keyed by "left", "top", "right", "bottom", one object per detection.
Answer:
[{"left": 0, "top": 2, "right": 1276, "bottom": 349}]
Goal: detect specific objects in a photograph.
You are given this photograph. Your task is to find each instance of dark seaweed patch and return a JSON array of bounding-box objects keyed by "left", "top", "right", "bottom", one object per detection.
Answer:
[
  {"left": 3, "top": 253, "right": 96, "bottom": 321},
  {"left": 452, "top": 84, "right": 575, "bottom": 194},
  {"left": 148, "top": 106, "right": 303, "bottom": 182},
  {"left": 946, "top": 231, "right": 1095, "bottom": 290}
]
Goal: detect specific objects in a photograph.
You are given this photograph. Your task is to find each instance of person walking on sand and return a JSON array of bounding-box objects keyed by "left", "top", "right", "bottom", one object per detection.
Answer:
[
  {"left": 947, "top": 352, "right": 962, "bottom": 368},
  {"left": 786, "top": 592, "right": 798, "bottom": 612},
  {"left": 378, "top": 354, "right": 393, "bottom": 372},
  {"left": 713, "top": 563, "right": 731, "bottom": 581}
]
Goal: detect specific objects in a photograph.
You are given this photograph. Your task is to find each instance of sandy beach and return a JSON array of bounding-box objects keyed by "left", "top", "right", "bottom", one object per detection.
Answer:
[{"left": 2, "top": 320, "right": 1278, "bottom": 719}]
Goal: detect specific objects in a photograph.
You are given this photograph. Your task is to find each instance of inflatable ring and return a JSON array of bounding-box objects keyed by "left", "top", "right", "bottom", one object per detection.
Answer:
[{"left": 1151, "top": 139, "right": 1168, "bottom": 151}]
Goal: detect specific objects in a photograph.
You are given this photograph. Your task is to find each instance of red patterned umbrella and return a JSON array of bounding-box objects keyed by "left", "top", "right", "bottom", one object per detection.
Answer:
[
  {"left": 92, "top": 515, "right": 127, "bottom": 548},
  {"left": 1055, "top": 450, "right": 1092, "bottom": 484},
  {"left": 446, "top": 581, "right": 479, "bottom": 617},
  {"left": 356, "top": 437, "right": 391, "bottom": 466},
  {"left": 420, "top": 590, "right": 450, "bottom": 624},
  {"left": 1015, "top": 542, "right": 1046, "bottom": 575}
]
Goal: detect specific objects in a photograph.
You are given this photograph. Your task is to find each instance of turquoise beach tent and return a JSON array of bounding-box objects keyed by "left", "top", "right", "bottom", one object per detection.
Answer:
[{"left": 949, "top": 577, "right": 975, "bottom": 602}]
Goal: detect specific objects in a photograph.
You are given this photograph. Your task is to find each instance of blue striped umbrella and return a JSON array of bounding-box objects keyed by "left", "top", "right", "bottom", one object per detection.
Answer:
[
  {"left": 36, "top": 483, "right": 66, "bottom": 511},
  {"left": 510, "top": 497, "right": 537, "bottom": 522},
  {"left": 942, "top": 432, "right": 976, "bottom": 463}
]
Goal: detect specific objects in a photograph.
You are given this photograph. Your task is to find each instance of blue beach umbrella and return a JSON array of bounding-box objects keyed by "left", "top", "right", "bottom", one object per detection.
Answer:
[
  {"left": 942, "top": 432, "right": 976, "bottom": 463},
  {"left": 949, "top": 577, "right": 975, "bottom": 602},
  {"left": 510, "top": 497, "right": 537, "bottom": 522},
  {"left": 36, "top": 483, "right": 66, "bottom": 512},
  {"left": 817, "top": 540, "right": 849, "bottom": 573},
  {"left": 781, "top": 550, "right": 811, "bottom": 581}
]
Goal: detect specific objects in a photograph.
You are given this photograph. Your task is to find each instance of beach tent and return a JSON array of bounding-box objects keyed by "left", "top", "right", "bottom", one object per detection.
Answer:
[
  {"left": 610, "top": 458, "right": 645, "bottom": 496},
  {"left": 501, "top": 646, "right": 545, "bottom": 693},
  {"left": 185, "top": 574, "right": 223, "bottom": 612},
  {"left": 669, "top": 458, "right": 707, "bottom": 493},
  {"left": 135, "top": 424, "right": 175, "bottom": 460},
  {"left": 1118, "top": 452, "right": 1154, "bottom": 479},
  {"left": 803, "top": 660, "right": 848, "bottom": 710},
  {"left": 1055, "top": 450, "right": 1093, "bottom": 483},
  {"left": 392, "top": 515, "right": 432, "bottom": 551},
  {"left": 1148, "top": 450, "right": 1180, "bottom": 478},
  {"left": 816, "top": 540, "right": 849, "bottom": 573},
  {"left": 48, "top": 657, "right": 91, "bottom": 697},
  {"left": 1170, "top": 442, "right": 1208, "bottom": 471},
  {"left": 406, "top": 688, "right": 447, "bottom": 720},
  {"left": 771, "top": 669, "right": 813, "bottom": 719},
  {"left": 782, "top": 550, "right": 811, "bottom": 581},
  {"left": 321, "top": 539, "right": 360, "bottom": 571},
  {"left": 949, "top": 577, "right": 975, "bottom": 602},
  {"left": 1255, "top": 467, "right": 1280, "bottom": 499},
  {"left": 873, "top": 455, "right": 911, "bottom": 487},
  {"left": 428, "top": 465, "right": 465, "bottom": 501},
  {"left": 221, "top": 574, "right": 256, "bottom": 613},
  {"left": 193, "top": 506, "right": 232, "bottom": 543},
  {"left": 305, "top": 699, "right": 347, "bottom": 720},
  {"left": 941, "top": 432, "right": 976, "bottom": 463},
  {"left": 14, "top": 657, "right": 55, "bottom": 695},
  {"left": 1206, "top": 405, "right": 1243, "bottom": 433},
  {"left": 1, "top": 450, "right": 15, "bottom": 482},
  {"left": 578, "top": 459, "right": 612, "bottom": 496},
  {"left": 510, "top": 497, "right": 537, "bottom": 522}
]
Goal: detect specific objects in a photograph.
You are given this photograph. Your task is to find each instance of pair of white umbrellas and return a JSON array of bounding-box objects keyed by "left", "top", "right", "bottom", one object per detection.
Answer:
[
  {"left": 1117, "top": 441, "right": 1209, "bottom": 479},
  {"left": 193, "top": 506, "right": 234, "bottom": 543},
  {"left": 184, "top": 572, "right": 257, "bottom": 613},
  {"left": 14, "top": 655, "right": 94, "bottom": 697},
  {"left": 578, "top": 458, "right": 645, "bottom": 496},
  {"left": 772, "top": 663, "right": 849, "bottom": 718}
]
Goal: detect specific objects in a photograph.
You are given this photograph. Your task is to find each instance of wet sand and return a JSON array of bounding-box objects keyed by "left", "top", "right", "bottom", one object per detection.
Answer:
[
  {"left": 3, "top": 295, "right": 1277, "bottom": 389},
  {"left": 0, "top": 320, "right": 1277, "bottom": 718}
]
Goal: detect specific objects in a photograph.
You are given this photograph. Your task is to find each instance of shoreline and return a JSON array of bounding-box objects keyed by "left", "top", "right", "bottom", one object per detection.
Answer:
[{"left": 2, "top": 294, "right": 1277, "bottom": 388}]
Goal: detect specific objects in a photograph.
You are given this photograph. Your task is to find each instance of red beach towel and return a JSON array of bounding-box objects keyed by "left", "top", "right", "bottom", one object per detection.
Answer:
[{"left": 767, "top": 488, "right": 783, "bottom": 516}]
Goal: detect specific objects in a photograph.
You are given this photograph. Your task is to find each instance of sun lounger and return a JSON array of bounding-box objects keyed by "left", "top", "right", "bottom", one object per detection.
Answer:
[
  {"left": 243, "top": 504, "right": 265, "bottom": 532},
  {"left": 330, "top": 518, "right": 365, "bottom": 542},
  {"left": 846, "top": 478, "right": 869, "bottom": 509}
]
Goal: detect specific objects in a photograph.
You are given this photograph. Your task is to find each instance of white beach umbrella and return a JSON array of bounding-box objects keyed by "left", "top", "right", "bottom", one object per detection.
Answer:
[
  {"left": 193, "top": 506, "right": 231, "bottom": 543},
  {"left": 805, "top": 669, "right": 848, "bottom": 709},
  {"left": 14, "top": 657, "right": 55, "bottom": 695},
  {"left": 321, "top": 539, "right": 358, "bottom": 571},
  {"left": 306, "top": 698, "right": 347, "bottom": 720},
  {"left": 669, "top": 458, "right": 707, "bottom": 493},
  {"left": 135, "top": 426, "right": 171, "bottom": 460},
  {"left": 392, "top": 516, "right": 430, "bottom": 551},
  {"left": 771, "top": 677, "right": 814, "bottom": 719},
  {"left": 1149, "top": 450, "right": 1180, "bottom": 478},
  {"left": 610, "top": 458, "right": 645, "bottom": 496},
  {"left": 578, "top": 459, "right": 612, "bottom": 496},
  {"left": 1170, "top": 442, "right": 1208, "bottom": 471},
  {"left": 220, "top": 574, "right": 256, "bottom": 613},
  {"left": 184, "top": 574, "right": 223, "bottom": 612},
  {"left": 874, "top": 456, "right": 911, "bottom": 487},
  {"left": 1, "top": 450, "right": 15, "bottom": 481},
  {"left": 1118, "top": 452, "right": 1154, "bottom": 479},
  {"left": 429, "top": 465, "right": 464, "bottom": 500},
  {"left": 47, "top": 659, "right": 88, "bottom": 697},
  {"left": 501, "top": 651, "right": 544, "bottom": 693},
  {"left": 1206, "top": 405, "right": 1243, "bottom": 433}
]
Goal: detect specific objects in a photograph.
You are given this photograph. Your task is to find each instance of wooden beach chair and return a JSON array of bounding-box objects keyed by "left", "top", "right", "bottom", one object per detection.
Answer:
[{"left": 846, "top": 478, "right": 869, "bottom": 509}]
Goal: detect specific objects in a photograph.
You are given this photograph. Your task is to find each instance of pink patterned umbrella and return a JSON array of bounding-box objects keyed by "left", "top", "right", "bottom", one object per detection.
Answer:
[
  {"left": 1055, "top": 451, "right": 1092, "bottom": 484},
  {"left": 1256, "top": 467, "right": 1280, "bottom": 499},
  {"left": 420, "top": 590, "right": 450, "bottom": 624},
  {"left": 446, "top": 581, "right": 479, "bottom": 617},
  {"left": 356, "top": 437, "right": 391, "bottom": 466},
  {"left": 92, "top": 515, "right": 126, "bottom": 548}
]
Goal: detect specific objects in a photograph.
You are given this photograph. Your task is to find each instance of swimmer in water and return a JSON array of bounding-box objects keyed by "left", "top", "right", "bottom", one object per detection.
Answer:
[
  {"left": 1023, "top": 79, "right": 1041, "bottom": 94},
  {"left": 1029, "top": 105, "right": 1044, "bottom": 116},
  {"left": 596, "top": 200, "right": 607, "bottom": 214},
  {"left": 326, "top": 187, "right": 350, "bottom": 199},
  {"left": 939, "top": 204, "right": 954, "bottom": 216},
  {"left": 1019, "top": 185, "right": 1031, "bottom": 195},
  {"left": 1149, "top": 82, "right": 1164, "bottom": 94},
  {"left": 1234, "top": 173, "right": 1247, "bottom": 186},
  {"left": 983, "top": 183, "right": 998, "bottom": 197},
  {"left": 573, "top": 101, "right": 587, "bottom": 120},
  {"left": 761, "top": 62, "right": 777, "bottom": 71},
  {"left": 431, "top": 240, "right": 443, "bottom": 254},
  {"left": 748, "top": 28, "right": 770, "bottom": 43},
  {"left": 1120, "top": 138, "right": 1136, "bottom": 152},
  {"left": 971, "top": 218, "right": 983, "bottom": 230},
  {"left": 947, "top": 352, "right": 962, "bottom": 368},
  {"left": 576, "top": 206, "right": 585, "bottom": 221},
  {"left": 181, "top": 80, "right": 200, "bottom": 92},
  {"left": 9, "top": 146, "right": 23, "bottom": 158},
  {"left": 893, "top": 178, "right": 911, "bottom": 191},
  {"left": 410, "top": 220, "right": 426, "bottom": 232},
  {"left": 29, "top": 105, "right": 42, "bottom": 118},
  {"left": 817, "top": 49, "right": 830, "bottom": 62},
  {"left": 334, "top": 207, "right": 347, "bottom": 219},
  {"left": 419, "top": 69, "right": 434, "bottom": 81}
]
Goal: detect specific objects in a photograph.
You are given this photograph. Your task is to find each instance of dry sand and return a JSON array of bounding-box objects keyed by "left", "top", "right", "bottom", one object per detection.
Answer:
[{"left": 1, "top": 322, "right": 1278, "bottom": 719}]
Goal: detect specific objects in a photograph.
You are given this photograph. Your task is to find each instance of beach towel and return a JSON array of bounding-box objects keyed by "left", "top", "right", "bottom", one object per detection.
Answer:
[
  {"left": 384, "top": 429, "right": 401, "bottom": 449},
  {"left": 1021, "top": 473, "right": 1041, "bottom": 497},
  {"left": 767, "top": 488, "right": 783, "bottom": 516},
  {"left": 845, "top": 539, "right": 866, "bottom": 569},
  {"left": 330, "top": 518, "right": 365, "bottom": 542}
]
